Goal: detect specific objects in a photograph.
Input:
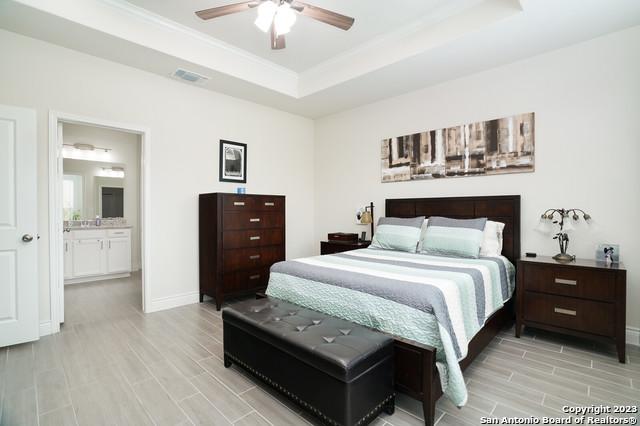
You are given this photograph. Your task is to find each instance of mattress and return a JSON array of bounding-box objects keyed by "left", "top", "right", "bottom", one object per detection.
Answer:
[{"left": 265, "top": 247, "right": 515, "bottom": 406}]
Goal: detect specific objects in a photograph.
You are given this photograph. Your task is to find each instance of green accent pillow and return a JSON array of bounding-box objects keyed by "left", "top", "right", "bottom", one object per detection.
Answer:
[
  {"left": 370, "top": 216, "right": 425, "bottom": 253},
  {"left": 421, "top": 216, "right": 487, "bottom": 258}
]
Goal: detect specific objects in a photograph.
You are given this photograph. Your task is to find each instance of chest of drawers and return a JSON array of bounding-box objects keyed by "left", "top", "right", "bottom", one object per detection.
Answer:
[
  {"left": 199, "top": 193, "right": 285, "bottom": 310},
  {"left": 516, "top": 257, "right": 627, "bottom": 362}
]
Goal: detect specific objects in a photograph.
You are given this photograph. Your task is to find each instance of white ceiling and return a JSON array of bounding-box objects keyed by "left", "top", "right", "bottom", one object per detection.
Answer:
[
  {"left": 124, "top": 0, "right": 468, "bottom": 72},
  {"left": 1, "top": 0, "right": 639, "bottom": 117}
]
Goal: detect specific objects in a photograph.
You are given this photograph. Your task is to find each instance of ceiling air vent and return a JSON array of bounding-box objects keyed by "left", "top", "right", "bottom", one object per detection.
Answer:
[{"left": 172, "top": 68, "right": 209, "bottom": 84}]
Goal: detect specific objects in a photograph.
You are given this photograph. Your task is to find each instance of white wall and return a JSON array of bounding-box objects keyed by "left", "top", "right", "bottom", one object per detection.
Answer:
[
  {"left": 314, "top": 27, "right": 640, "bottom": 331},
  {"left": 0, "top": 29, "right": 315, "bottom": 321},
  {"left": 63, "top": 123, "right": 142, "bottom": 270}
]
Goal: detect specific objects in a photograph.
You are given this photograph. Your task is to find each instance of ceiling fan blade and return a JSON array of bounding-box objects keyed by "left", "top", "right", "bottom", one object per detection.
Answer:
[
  {"left": 270, "top": 26, "right": 286, "bottom": 50},
  {"left": 291, "top": 1, "right": 354, "bottom": 30},
  {"left": 195, "top": 1, "right": 260, "bottom": 20}
]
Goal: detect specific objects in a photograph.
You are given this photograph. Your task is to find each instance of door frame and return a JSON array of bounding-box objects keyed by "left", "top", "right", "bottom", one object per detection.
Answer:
[{"left": 48, "top": 111, "right": 151, "bottom": 333}]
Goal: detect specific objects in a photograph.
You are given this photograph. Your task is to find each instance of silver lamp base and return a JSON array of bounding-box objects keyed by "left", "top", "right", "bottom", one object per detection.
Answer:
[{"left": 553, "top": 253, "right": 575, "bottom": 263}]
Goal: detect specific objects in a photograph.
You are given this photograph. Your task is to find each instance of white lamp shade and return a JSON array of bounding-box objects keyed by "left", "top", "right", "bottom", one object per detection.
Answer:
[
  {"left": 274, "top": 3, "right": 296, "bottom": 36},
  {"left": 562, "top": 216, "right": 575, "bottom": 232},
  {"left": 535, "top": 217, "right": 552, "bottom": 234},
  {"left": 254, "top": 1, "right": 277, "bottom": 32}
]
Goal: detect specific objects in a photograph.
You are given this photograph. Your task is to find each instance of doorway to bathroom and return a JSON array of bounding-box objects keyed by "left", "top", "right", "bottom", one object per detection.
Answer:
[{"left": 49, "top": 112, "right": 151, "bottom": 334}]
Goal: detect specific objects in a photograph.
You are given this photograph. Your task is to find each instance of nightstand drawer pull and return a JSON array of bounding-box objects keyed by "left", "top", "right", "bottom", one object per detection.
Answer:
[
  {"left": 249, "top": 218, "right": 261, "bottom": 222},
  {"left": 249, "top": 254, "right": 261, "bottom": 260},
  {"left": 264, "top": 202, "right": 275, "bottom": 206},
  {"left": 554, "top": 307, "right": 577, "bottom": 316},
  {"left": 249, "top": 274, "right": 261, "bottom": 280},
  {"left": 555, "top": 278, "right": 577, "bottom": 286},
  {"left": 249, "top": 236, "right": 261, "bottom": 241},
  {"left": 233, "top": 202, "right": 245, "bottom": 206}
]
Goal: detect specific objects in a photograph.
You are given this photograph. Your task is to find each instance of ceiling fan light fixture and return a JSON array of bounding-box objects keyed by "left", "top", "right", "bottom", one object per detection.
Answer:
[
  {"left": 274, "top": 3, "right": 296, "bottom": 36},
  {"left": 254, "top": 0, "right": 277, "bottom": 32}
]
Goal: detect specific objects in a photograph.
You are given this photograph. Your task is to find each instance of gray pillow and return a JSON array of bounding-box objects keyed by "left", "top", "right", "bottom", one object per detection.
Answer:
[
  {"left": 421, "top": 216, "right": 487, "bottom": 258},
  {"left": 370, "top": 216, "right": 425, "bottom": 253}
]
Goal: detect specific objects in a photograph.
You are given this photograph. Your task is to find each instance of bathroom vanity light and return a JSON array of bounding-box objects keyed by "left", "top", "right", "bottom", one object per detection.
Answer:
[
  {"left": 62, "top": 143, "right": 112, "bottom": 162},
  {"left": 99, "top": 166, "right": 125, "bottom": 178}
]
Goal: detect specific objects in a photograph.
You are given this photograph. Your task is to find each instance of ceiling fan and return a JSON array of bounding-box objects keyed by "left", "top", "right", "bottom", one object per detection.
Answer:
[{"left": 195, "top": 0, "right": 355, "bottom": 50}]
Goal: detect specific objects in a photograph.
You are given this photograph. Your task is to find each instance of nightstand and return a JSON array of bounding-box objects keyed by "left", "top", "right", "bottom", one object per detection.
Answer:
[
  {"left": 516, "top": 257, "right": 627, "bottom": 362},
  {"left": 320, "top": 240, "right": 371, "bottom": 255}
]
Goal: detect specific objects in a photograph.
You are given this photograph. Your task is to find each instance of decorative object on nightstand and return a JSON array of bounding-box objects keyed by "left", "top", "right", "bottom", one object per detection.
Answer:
[
  {"left": 328, "top": 232, "right": 359, "bottom": 243},
  {"left": 535, "top": 208, "right": 594, "bottom": 262},
  {"left": 596, "top": 243, "right": 619, "bottom": 265},
  {"left": 516, "top": 256, "right": 627, "bottom": 362},
  {"left": 356, "top": 202, "right": 375, "bottom": 241},
  {"left": 321, "top": 240, "right": 371, "bottom": 255}
]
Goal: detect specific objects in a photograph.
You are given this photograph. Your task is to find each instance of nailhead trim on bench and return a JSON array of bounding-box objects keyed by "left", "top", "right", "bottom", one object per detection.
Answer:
[{"left": 226, "top": 352, "right": 395, "bottom": 426}]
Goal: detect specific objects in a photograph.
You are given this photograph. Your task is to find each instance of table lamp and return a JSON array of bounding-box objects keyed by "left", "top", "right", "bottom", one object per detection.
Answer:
[
  {"left": 359, "top": 202, "right": 374, "bottom": 241},
  {"left": 535, "top": 208, "right": 593, "bottom": 262}
]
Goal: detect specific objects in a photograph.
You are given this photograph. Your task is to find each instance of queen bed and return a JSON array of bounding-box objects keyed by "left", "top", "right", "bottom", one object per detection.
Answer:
[{"left": 265, "top": 195, "right": 520, "bottom": 425}]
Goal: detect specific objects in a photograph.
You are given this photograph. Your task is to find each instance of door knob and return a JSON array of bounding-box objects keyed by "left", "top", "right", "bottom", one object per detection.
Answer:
[{"left": 22, "top": 234, "right": 34, "bottom": 242}]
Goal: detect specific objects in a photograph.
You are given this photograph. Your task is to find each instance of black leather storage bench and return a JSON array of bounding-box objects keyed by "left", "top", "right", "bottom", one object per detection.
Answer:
[{"left": 222, "top": 297, "right": 395, "bottom": 426}]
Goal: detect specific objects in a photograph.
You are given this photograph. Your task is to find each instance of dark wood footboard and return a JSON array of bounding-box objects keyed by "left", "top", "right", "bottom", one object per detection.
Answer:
[{"left": 393, "top": 299, "right": 514, "bottom": 425}]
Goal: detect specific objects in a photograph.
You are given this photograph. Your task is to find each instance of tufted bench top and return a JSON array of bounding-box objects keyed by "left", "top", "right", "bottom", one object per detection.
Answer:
[{"left": 222, "top": 297, "right": 393, "bottom": 383}]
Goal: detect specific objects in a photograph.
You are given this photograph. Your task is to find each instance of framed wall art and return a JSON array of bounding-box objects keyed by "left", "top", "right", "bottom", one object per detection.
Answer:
[
  {"left": 219, "top": 140, "right": 247, "bottom": 183},
  {"left": 381, "top": 112, "right": 535, "bottom": 182}
]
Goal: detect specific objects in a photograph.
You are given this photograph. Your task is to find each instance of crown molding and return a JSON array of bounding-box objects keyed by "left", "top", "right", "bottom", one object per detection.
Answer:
[{"left": 100, "top": 0, "right": 298, "bottom": 78}]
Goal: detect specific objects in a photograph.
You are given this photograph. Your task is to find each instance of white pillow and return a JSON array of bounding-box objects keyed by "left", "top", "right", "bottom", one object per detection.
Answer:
[{"left": 479, "top": 220, "right": 505, "bottom": 257}]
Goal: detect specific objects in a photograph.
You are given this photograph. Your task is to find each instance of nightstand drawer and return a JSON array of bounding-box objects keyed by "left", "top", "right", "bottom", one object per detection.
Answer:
[
  {"left": 523, "top": 264, "right": 615, "bottom": 301},
  {"left": 523, "top": 292, "right": 614, "bottom": 337}
]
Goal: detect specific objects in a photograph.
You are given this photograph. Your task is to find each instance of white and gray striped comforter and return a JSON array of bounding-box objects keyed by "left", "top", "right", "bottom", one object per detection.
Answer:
[{"left": 265, "top": 248, "right": 515, "bottom": 406}]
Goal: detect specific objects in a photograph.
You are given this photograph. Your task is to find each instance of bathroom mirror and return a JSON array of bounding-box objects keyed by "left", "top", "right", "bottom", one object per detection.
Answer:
[{"left": 63, "top": 158, "right": 126, "bottom": 219}]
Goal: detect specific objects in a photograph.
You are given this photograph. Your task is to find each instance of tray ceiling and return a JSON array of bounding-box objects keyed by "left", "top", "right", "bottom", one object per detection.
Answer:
[{"left": 124, "top": 0, "right": 464, "bottom": 72}]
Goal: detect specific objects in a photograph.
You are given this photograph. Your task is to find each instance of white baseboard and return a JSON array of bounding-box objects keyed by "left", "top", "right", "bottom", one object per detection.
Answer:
[
  {"left": 147, "top": 291, "right": 199, "bottom": 313},
  {"left": 39, "top": 320, "right": 52, "bottom": 337},
  {"left": 627, "top": 326, "right": 640, "bottom": 347}
]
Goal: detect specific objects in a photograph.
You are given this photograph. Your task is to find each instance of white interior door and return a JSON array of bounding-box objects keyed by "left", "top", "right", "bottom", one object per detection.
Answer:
[{"left": 0, "top": 105, "right": 38, "bottom": 347}]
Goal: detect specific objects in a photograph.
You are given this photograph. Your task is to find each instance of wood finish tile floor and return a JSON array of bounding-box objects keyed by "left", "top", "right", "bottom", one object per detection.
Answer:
[{"left": 1, "top": 274, "right": 639, "bottom": 425}]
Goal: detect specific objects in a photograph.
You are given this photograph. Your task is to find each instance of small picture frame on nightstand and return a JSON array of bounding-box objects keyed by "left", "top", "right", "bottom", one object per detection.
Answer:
[{"left": 596, "top": 243, "right": 619, "bottom": 264}]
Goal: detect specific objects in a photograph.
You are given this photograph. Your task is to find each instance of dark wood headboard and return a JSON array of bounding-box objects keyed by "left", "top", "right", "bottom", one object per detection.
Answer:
[{"left": 385, "top": 195, "right": 521, "bottom": 264}]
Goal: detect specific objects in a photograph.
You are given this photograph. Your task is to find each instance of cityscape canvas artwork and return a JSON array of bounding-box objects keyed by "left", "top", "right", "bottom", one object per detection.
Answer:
[{"left": 381, "top": 112, "right": 535, "bottom": 182}]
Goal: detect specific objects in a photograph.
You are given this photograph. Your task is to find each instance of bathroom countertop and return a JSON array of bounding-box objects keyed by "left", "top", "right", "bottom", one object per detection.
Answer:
[{"left": 66, "top": 225, "right": 132, "bottom": 230}]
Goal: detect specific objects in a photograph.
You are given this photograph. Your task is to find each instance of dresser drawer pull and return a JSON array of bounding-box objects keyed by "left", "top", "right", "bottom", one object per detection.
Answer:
[
  {"left": 249, "top": 218, "right": 261, "bottom": 223},
  {"left": 249, "top": 254, "right": 261, "bottom": 260},
  {"left": 555, "top": 278, "right": 577, "bottom": 286},
  {"left": 249, "top": 236, "right": 261, "bottom": 241},
  {"left": 554, "top": 307, "right": 577, "bottom": 316},
  {"left": 249, "top": 274, "right": 261, "bottom": 280},
  {"left": 264, "top": 202, "right": 275, "bottom": 206},
  {"left": 233, "top": 202, "right": 245, "bottom": 206}
]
